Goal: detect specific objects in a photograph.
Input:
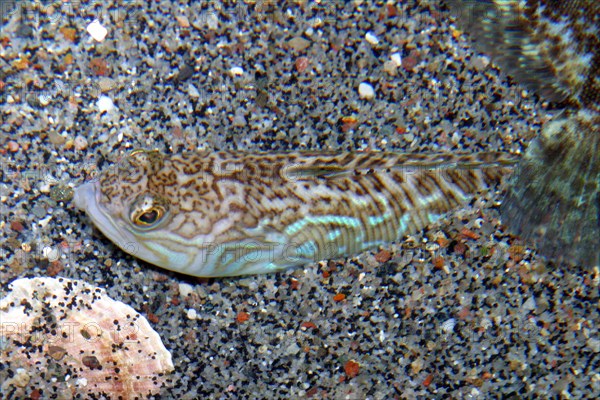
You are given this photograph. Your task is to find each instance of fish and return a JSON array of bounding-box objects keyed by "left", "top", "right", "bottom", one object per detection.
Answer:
[
  {"left": 446, "top": 0, "right": 600, "bottom": 267},
  {"left": 73, "top": 150, "right": 517, "bottom": 277}
]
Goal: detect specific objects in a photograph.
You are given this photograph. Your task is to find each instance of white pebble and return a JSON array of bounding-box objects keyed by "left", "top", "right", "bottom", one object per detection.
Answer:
[
  {"left": 42, "top": 246, "right": 60, "bottom": 262},
  {"left": 187, "top": 308, "right": 197, "bottom": 320},
  {"left": 188, "top": 84, "right": 200, "bottom": 98},
  {"left": 179, "top": 283, "right": 194, "bottom": 298},
  {"left": 75, "top": 377, "right": 88, "bottom": 388},
  {"left": 39, "top": 93, "right": 51, "bottom": 106},
  {"left": 97, "top": 96, "right": 115, "bottom": 113},
  {"left": 358, "top": 82, "right": 375, "bottom": 100},
  {"left": 586, "top": 337, "right": 599, "bottom": 353},
  {"left": 230, "top": 67, "right": 244, "bottom": 76},
  {"left": 480, "top": 318, "right": 492, "bottom": 330},
  {"left": 390, "top": 52, "right": 402, "bottom": 67},
  {"left": 365, "top": 32, "right": 379, "bottom": 45},
  {"left": 206, "top": 12, "right": 219, "bottom": 30},
  {"left": 86, "top": 20, "right": 108, "bottom": 42}
]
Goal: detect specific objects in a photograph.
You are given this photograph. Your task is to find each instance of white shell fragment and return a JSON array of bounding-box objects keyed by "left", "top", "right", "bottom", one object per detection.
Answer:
[
  {"left": 86, "top": 20, "right": 108, "bottom": 42},
  {"left": 0, "top": 277, "right": 173, "bottom": 398}
]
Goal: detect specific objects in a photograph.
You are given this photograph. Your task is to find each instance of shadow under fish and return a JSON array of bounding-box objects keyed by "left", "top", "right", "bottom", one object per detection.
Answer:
[{"left": 447, "top": 0, "right": 600, "bottom": 267}]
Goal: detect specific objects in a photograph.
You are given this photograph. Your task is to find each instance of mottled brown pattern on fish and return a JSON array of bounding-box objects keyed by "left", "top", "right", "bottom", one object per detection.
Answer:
[{"left": 98, "top": 151, "right": 517, "bottom": 244}]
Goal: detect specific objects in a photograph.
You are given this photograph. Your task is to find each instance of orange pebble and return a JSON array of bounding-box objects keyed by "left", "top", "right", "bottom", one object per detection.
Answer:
[{"left": 333, "top": 293, "right": 346, "bottom": 302}]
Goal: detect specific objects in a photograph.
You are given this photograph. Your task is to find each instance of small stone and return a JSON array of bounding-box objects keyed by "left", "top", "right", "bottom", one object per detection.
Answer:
[
  {"left": 358, "top": 82, "right": 375, "bottom": 100},
  {"left": 31, "top": 205, "right": 47, "bottom": 219},
  {"left": 402, "top": 52, "right": 419, "bottom": 70},
  {"left": 176, "top": 15, "right": 190, "bottom": 28},
  {"left": 7, "top": 141, "right": 19, "bottom": 152},
  {"left": 82, "top": 355, "right": 102, "bottom": 370},
  {"left": 50, "top": 185, "right": 74, "bottom": 202},
  {"left": 522, "top": 296, "right": 536, "bottom": 311},
  {"left": 344, "top": 360, "right": 360, "bottom": 378},
  {"left": 187, "top": 308, "right": 197, "bottom": 320},
  {"left": 9, "top": 368, "right": 30, "bottom": 388},
  {"left": 97, "top": 77, "right": 116, "bottom": 93},
  {"left": 586, "top": 337, "right": 599, "bottom": 353},
  {"left": 76, "top": 378, "right": 88, "bottom": 388},
  {"left": 232, "top": 114, "right": 247, "bottom": 127},
  {"left": 390, "top": 52, "right": 402, "bottom": 67},
  {"left": 365, "top": 32, "right": 379, "bottom": 45},
  {"left": 39, "top": 93, "right": 51, "bottom": 106},
  {"left": 383, "top": 60, "right": 398, "bottom": 76},
  {"left": 89, "top": 57, "right": 110, "bottom": 76},
  {"left": 206, "top": 12, "right": 219, "bottom": 30},
  {"left": 60, "top": 27, "right": 77, "bottom": 42},
  {"left": 375, "top": 249, "right": 391, "bottom": 263},
  {"left": 10, "top": 220, "right": 24, "bottom": 232},
  {"left": 74, "top": 135, "right": 88, "bottom": 150},
  {"left": 97, "top": 96, "right": 115, "bottom": 113},
  {"left": 188, "top": 84, "right": 200, "bottom": 98},
  {"left": 230, "top": 67, "right": 244, "bottom": 76},
  {"left": 441, "top": 318, "right": 456, "bottom": 333},
  {"left": 288, "top": 36, "right": 311, "bottom": 52},
  {"left": 236, "top": 311, "right": 250, "bottom": 323},
  {"left": 179, "top": 283, "right": 194, "bottom": 298},
  {"left": 48, "top": 345, "right": 67, "bottom": 361},
  {"left": 42, "top": 246, "right": 60, "bottom": 262},
  {"left": 86, "top": 20, "right": 108, "bottom": 42},
  {"left": 285, "top": 342, "right": 301, "bottom": 355},
  {"left": 48, "top": 131, "right": 66, "bottom": 145},
  {"left": 295, "top": 57, "right": 309, "bottom": 72}
]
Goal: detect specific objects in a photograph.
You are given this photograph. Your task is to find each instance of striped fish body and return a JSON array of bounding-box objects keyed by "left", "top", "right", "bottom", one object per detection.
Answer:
[{"left": 74, "top": 151, "right": 516, "bottom": 277}]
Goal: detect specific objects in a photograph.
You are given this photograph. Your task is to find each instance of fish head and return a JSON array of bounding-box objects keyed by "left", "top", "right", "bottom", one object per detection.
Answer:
[{"left": 73, "top": 150, "right": 182, "bottom": 271}]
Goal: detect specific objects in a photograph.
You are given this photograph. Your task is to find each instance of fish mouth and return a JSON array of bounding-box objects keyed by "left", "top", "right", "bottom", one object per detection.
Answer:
[
  {"left": 73, "top": 181, "right": 98, "bottom": 212},
  {"left": 73, "top": 181, "right": 135, "bottom": 254}
]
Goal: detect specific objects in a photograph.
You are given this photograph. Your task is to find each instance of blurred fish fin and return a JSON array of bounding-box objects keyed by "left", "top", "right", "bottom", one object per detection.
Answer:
[
  {"left": 446, "top": 0, "right": 600, "bottom": 106},
  {"left": 500, "top": 111, "right": 600, "bottom": 266}
]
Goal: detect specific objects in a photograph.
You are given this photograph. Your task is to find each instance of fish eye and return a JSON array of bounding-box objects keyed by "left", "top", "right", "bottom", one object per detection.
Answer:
[
  {"left": 129, "top": 194, "right": 169, "bottom": 229},
  {"left": 134, "top": 207, "right": 163, "bottom": 226}
]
